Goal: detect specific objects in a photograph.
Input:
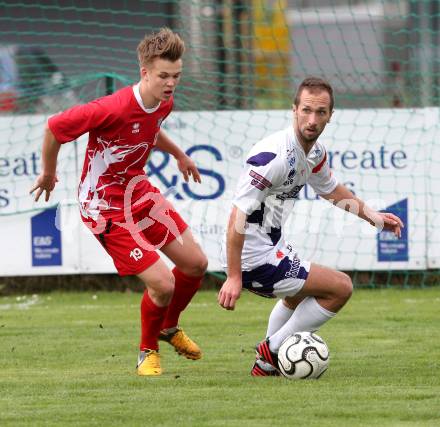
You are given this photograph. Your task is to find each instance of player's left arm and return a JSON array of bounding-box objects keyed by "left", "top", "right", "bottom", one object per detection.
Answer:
[
  {"left": 320, "top": 183, "right": 404, "bottom": 238},
  {"left": 155, "top": 129, "right": 201, "bottom": 183}
]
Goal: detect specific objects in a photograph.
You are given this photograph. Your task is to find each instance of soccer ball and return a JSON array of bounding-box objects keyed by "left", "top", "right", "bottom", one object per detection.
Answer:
[{"left": 277, "top": 332, "right": 329, "bottom": 379}]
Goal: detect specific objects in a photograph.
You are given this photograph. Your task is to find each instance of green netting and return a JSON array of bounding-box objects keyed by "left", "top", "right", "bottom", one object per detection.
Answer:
[
  {"left": 0, "top": 0, "right": 439, "bottom": 286},
  {"left": 1, "top": 0, "right": 439, "bottom": 109}
]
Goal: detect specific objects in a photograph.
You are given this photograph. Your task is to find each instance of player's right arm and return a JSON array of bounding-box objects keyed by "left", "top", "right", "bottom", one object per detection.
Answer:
[
  {"left": 30, "top": 126, "right": 60, "bottom": 202},
  {"left": 218, "top": 206, "right": 247, "bottom": 310},
  {"left": 30, "top": 100, "right": 111, "bottom": 202},
  {"left": 218, "top": 145, "right": 284, "bottom": 310}
]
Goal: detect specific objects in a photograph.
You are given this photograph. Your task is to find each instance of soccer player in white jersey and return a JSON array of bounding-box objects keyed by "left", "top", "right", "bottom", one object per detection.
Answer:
[
  {"left": 30, "top": 28, "right": 208, "bottom": 376},
  {"left": 218, "top": 77, "right": 404, "bottom": 376}
]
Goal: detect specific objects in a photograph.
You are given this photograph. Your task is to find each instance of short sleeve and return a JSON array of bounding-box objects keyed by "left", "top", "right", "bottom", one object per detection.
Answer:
[
  {"left": 48, "top": 99, "right": 111, "bottom": 144},
  {"left": 233, "top": 150, "right": 285, "bottom": 215},
  {"left": 308, "top": 150, "right": 338, "bottom": 195}
]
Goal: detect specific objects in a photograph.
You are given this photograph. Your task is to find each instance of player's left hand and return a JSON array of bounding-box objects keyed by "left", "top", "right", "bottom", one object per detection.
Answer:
[
  {"left": 176, "top": 154, "right": 201, "bottom": 183},
  {"left": 376, "top": 212, "right": 404, "bottom": 238}
]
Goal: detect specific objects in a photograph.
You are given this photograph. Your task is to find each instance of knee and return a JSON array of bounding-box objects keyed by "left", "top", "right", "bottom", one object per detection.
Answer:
[
  {"left": 196, "top": 255, "right": 209, "bottom": 276},
  {"left": 180, "top": 254, "right": 208, "bottom": 277},
  {"left": 146, "top": 273, "right": 175, "bottom": 305},
  {"left": 338, "top": 272, "right": 353, "bottom": 302}
]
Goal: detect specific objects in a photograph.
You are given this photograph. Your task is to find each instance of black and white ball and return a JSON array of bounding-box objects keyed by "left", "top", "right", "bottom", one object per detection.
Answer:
[{"left": 277, "top": 332, "right": 329, "bottom": 379}]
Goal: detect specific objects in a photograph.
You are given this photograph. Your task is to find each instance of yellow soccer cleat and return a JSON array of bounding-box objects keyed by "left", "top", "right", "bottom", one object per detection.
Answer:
[
  {"left": 159, "top": 327, "right": 202, "bottom": 360},
  {"left": 136, "top": 349, "right": 162, "bottom": 376}
]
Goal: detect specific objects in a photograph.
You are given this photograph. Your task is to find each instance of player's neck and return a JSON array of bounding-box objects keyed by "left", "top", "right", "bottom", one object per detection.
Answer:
[
  {"left": 138, "top": 80, "right": 161, "bottom": 109},
  {"left": 294, "top": 127, "right": 315, "bottom": 155}
]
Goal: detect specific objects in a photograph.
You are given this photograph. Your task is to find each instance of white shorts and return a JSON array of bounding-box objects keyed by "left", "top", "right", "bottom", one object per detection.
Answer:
[{"left": 241, "top": 244, "right": 311, "bottom": 299}]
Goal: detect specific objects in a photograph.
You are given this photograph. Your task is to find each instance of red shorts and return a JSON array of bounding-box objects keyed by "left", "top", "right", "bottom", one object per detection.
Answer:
[{"left": 82, "top": 193, "right": 188, "bottom": 276}]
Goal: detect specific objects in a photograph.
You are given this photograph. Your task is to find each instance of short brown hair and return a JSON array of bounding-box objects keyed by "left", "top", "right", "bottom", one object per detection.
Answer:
[
  {"left": 137, "top": 28, "right": 185, "bottom": 67},
  {"left": 294, "top": 77, "right": 334, "bottom": 111}
]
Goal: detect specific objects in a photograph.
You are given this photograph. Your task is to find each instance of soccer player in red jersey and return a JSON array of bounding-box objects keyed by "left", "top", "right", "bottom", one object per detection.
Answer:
[{"left": 30, "top": 28, "right": 208, "bottom": 376}]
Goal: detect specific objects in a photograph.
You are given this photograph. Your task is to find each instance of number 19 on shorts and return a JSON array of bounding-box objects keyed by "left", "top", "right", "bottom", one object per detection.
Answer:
[{"left": 130, "top": 248, "right": 143, "bottom": 261}]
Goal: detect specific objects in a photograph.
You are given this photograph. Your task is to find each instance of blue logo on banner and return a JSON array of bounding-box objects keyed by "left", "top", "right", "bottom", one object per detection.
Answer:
[
  {"left": 31, "top": 208, "right": 62, "bottom": 266},
  {"left": 377, "top": 198, "right": 408, "bottom": 262}
]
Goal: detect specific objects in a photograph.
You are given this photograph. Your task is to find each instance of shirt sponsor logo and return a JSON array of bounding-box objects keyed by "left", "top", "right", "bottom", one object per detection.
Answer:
[
  {"left": 132, "top": 122, "right": 140, "bottom": 133},
  {"left": 287, "top": 154, "right": 296, "bottom": 168},
  {"left": 249, "top": 170, "right": 272, "bottom": 191},
  {"left": 286, "top": 147, "right": 296, "bottom": 167},
  {"left": 276, "top": 184, "right": 304, "bottom": 200},
  {"left": 283, "top": 168, "right": 296, "bottom": 185}
]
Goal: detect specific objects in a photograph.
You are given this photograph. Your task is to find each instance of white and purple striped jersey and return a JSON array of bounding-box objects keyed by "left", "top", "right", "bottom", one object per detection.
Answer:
[{"left": 223, "top": 126, "right": 337, "bottom": 272}]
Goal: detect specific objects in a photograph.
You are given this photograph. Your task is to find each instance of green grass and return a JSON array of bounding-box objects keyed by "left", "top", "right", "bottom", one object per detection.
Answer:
[{"left": 0, "top": 289, "right": 439, "bottom": 427}]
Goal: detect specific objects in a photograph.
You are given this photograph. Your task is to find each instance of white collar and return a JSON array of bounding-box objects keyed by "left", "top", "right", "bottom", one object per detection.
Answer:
[{"left": 132, "top": 83, "right": 161, "bottom": 113}]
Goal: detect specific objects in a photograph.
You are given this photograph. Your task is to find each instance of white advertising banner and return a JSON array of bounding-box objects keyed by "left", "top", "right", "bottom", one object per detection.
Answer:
[
  {"left": 0, "top": 115, "right": 82, "bottom": 276},
  {"left": 157, "top": 109, "right": 427, "bottom": 271},
  {"left": 0, "top": 109, "right": 436, "bottom": 275},
  {"left": 426, "top": 108, "right": 440, "bottom": 268}
]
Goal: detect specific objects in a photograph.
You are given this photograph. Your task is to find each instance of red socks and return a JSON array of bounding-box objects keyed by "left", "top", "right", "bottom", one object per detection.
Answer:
[
  {"left": 139, "top": 268, "right": 203, "bottom": 350},
  {"left": 161, "top": 267, "right": 203, "bottom": 330},
  {"left": 140, "top": 291, "right": 168, "bottom": 351}
]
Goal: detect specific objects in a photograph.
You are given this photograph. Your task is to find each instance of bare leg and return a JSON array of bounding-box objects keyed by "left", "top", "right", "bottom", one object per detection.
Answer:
[{"left": 161, "top": 228, "right": 208, "bottom": 277}]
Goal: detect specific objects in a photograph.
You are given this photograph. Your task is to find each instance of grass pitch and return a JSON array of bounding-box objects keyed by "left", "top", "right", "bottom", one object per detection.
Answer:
[{"left": 0, "top": 288, "right": 439, "bottom": 426}]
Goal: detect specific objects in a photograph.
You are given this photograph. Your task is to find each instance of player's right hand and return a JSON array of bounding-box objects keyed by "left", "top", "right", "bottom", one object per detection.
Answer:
[
  {"left": 30, "top": 174, "right": 58, "bottom": 202},
  {"left": 218, "top": 277, "right": 242, "bottom": 311}
]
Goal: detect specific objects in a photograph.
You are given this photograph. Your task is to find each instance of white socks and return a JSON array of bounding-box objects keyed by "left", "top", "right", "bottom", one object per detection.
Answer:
[
  {"left": 266, "top": 299, "right": 294, "bottom": 337},
  {"left": 268, "top": 296, "right": 336, "bottom": 353}
]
